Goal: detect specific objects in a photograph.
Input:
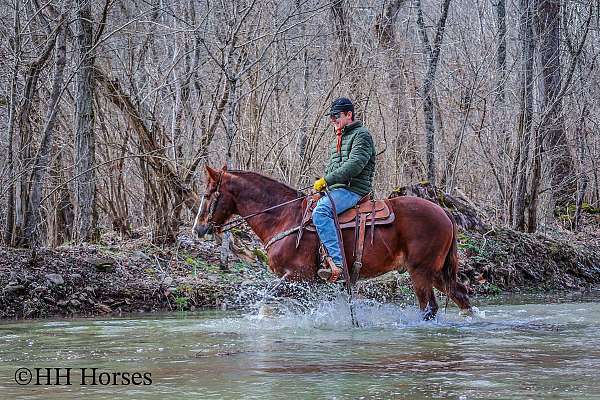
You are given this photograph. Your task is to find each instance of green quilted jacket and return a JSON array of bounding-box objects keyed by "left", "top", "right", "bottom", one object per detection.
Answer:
[{"left": 324, "top": 121, "right": 376, "bottom": 196}]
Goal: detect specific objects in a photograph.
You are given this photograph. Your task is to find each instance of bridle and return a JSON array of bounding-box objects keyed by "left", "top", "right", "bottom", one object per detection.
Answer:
[
  {"left": 196, "top": 170, "right": 225, "bottom": 234},
  {"left": 197, "top": 170, "right": 311, "bottom": 234},
  {"left": 205, "top": 171, "right": 224, "bottom": 228}
]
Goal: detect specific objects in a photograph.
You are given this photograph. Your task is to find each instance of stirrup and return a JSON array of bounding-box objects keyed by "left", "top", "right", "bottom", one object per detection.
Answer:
[{"left": 317, "top": 257, "right": 345, "bottom": 283}]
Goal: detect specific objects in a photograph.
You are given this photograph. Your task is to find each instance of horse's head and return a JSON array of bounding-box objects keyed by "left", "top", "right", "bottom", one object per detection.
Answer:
[{"left": 193, "top": 165, "right": 237, "bottom": 238}]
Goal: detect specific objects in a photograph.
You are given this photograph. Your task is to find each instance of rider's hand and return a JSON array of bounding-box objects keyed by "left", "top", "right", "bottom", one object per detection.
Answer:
[{"left": 313, "top": 177, "right": 327, "bottom": 192}]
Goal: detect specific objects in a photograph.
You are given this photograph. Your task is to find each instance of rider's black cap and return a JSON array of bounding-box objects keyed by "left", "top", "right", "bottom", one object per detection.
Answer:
[{"left": 326, "top": 97, "right": 354, "bottom": 116}]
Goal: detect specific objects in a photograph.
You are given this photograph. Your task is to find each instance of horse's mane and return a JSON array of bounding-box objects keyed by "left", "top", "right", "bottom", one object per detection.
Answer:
[{"left": 227, "top": 170, "right": 305, "bottom": 198}]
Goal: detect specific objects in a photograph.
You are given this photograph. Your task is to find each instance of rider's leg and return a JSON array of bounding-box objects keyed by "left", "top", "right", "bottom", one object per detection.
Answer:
[{"left": 312, "top": 188, "right": 361, "bottom": 280}]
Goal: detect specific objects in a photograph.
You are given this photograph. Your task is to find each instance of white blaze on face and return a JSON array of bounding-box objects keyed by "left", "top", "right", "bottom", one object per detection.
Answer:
[{"left": 192, "top": 194, "right": 206, "bottom": 234}]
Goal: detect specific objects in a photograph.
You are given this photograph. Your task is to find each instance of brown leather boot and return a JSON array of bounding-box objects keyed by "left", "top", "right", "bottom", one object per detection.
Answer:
[{"left": 317, "top": 257, "right": 345, "bottom": 283}]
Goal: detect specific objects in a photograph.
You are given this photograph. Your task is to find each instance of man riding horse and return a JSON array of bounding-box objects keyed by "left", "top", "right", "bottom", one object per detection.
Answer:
[
  {"left": 313, "top": 97, "right": 376, "bottom": 283},
  {"left": 193, "top": 98, "right": 473, "bottom": 319}
]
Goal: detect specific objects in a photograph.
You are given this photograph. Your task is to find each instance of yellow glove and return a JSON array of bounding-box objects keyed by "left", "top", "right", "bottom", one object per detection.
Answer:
[{"left": 313, "top": 177, "right": 327, "bottom": 192}]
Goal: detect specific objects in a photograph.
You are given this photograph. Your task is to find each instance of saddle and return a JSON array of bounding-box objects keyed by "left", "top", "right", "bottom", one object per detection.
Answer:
[
  {"left": 263, "top": 193, "right": 396, "bottom": 284},
  {"left": 300, "top": 194, "right": 394, "bottom": 231},
  {"left": 298, "top": 194, "right": 395, "bottom": 284}
]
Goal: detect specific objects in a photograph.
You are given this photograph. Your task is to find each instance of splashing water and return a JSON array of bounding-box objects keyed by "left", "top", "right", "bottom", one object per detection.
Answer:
[
  {"left": 2, "top": 291, "right": 600, "bottom": 400},
  {"left": 206, "top": 280, "right": 484, "bottom": 334}
]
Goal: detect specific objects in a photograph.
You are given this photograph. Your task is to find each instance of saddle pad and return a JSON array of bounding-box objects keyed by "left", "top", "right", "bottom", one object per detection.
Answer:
[
  {"left": 301, "top": 197, "right": 394, "bottom": 230},
  {"left": 339, "top": 200, "right": 389, "bottom": 223},
  {"left": 305, "top": 212, "right": 395, "bottom": 231}
]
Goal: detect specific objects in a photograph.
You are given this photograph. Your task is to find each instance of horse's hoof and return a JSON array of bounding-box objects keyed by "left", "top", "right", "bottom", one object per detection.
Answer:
[
  {"left": 257, "top": 304, "right": 278, "bottom": 318},
  {"left": 422, "top": 312, "right": 436, "bottom": 321},
  {"left": 459, "top": 308, "right": 474, "bottom": 317}
]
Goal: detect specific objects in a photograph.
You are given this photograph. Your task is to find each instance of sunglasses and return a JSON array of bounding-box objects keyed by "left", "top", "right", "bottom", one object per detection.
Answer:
[{"left": 329, "top": 112, "right": 344, "bottom": 120}]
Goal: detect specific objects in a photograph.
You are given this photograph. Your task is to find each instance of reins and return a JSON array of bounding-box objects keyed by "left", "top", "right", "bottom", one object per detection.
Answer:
[
  {"left": 214, "top": 194, "right": 309, "bottom": 232},
  {"left": 203, "top": 170, "right": 313, "bottom": 233}
]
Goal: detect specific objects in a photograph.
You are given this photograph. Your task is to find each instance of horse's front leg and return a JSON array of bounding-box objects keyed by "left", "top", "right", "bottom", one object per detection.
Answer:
[
  {"left": 258, "top": 236, "right": 319, "bottom": 315},
  {"left": 257, "top": 276, "right": 318, "bottom": 317},
  {"left": 258, "top": 262, "right": 318, "bottom": 317}
]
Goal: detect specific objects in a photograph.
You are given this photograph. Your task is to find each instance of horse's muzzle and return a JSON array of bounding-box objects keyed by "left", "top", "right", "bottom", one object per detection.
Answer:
[{"left": 193, "top": 223, "right": 213, "bottom": 238}]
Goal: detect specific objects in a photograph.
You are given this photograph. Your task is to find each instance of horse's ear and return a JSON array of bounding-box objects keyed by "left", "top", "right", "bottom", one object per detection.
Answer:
[
  {"left": 222, "top": 164, "right": 227, "bottom": 172},
  {"left": 205, "top": 165, "right": 218, "bottom": 181}
]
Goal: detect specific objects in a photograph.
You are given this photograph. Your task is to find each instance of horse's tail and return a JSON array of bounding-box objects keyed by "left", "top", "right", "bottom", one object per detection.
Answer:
[{"left": 441, "top": 210, "right": 459, "bottom": 289}]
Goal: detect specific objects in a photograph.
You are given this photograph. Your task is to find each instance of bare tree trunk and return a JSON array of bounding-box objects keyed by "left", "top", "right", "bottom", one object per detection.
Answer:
[
  {"left": 511, "top": 0, "right": 535, "bottom": 231},
  {"left": 374, "top": 0, "right": 408, "bottom": 93},
  {"left": 446, "top": 76, "right": 477, "bottom": 193},
  {"left": 537, "top": 0, "right": 575, "bottom": 215},
  {"left": 527, "top": 0, "right": 557, "bottom": 233},
  {"left": 184, "top": 76, "right": 230, "bottom": 184},
  {"left": 297, "top": 47, "right": 310, "bottom": 163},
  {"left": 245, "top": 70, "right": 262, "bottom": 170},
  {"left": 51, "top": 150, "right": 74, "bottom": 246},
  {"left": 220, "top": 77, "right": 238, "bottom": 270},
  {"left": 494, "top": 0, "right": 510, "bottom": 221},
  {"left": 225, "top": 78, "right": 238, "bottom": 165},
  {"left": 527, "top": 129, "right": 542, "bottom": 233},
  {"left": 375, "top": 0, "right": 416, "bottom": 184},
  {"left": 96, "top": 101, "right": 131, "bottom": 237},
  {"left": 415, "top": 0, "right": 452, "bottom": 186},
  {"left": 73, "top": 0, "right": 97, "bottom": 242},
  {"left": 573, "top": 104, "right": 588, "bottom": 231},
  {"left": 297, "top": 0, "right": 310, "bottom": 166},
  {"left": 3, "top": 2, "right": 20, "bottom": 246},
  {"left": 22, "top": 11, "right": 68, "bottom": 246},
  {"left": 495, "top": 0, "right": 507, "bottom": 103},
  {"left": 331, "top": 0, "right": 353, "bottom": 71},
  {"left": 12, "top": 29, "right": 58, "bottom": 245},
  {"left": 331, "top": 0, "right": 362, "bottom": 101}
]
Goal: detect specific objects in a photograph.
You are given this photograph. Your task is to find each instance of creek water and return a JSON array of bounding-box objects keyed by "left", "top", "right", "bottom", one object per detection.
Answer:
[{"left": 1, "top": 291, "right": 600, "bottom": 399}]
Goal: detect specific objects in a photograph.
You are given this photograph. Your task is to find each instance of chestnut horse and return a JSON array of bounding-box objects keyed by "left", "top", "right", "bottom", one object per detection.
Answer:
[{"left": 193, "top": 166, "right": 472, "bottom": 319}]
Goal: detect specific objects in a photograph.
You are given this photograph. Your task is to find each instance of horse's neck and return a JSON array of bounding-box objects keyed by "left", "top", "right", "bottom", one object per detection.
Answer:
[{"left": 234, "top": 182, "right": 301, "bottom": 244}]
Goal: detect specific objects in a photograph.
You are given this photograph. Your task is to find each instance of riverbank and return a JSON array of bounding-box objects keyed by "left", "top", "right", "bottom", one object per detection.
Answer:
[{"left": 1, "top": 221, "right": 599, "bottom": 320}]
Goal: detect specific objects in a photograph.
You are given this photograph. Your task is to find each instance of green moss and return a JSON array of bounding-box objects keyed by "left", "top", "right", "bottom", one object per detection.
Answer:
[
  {"left": 458, "top": 235, "right": 483, "bottom": 255},
  {"left": 184, "top": 257, "right": 199, "bottom": 277},
  {"left": 437, "top": 193, "right": 452, "bottom": 209},
  {"left": 486, "top": 283, "right": 502, "bottom": 295},
  {"left": 230, "top": 261, "right": 251, "bottom": 273},
  {"left": 397, "top": 285, "right": 413, "bottom": 297},
  {"left": 230, "top": 227, "right": 244, "bottom": 236},
  {"left": 174, "top": 296, "right": 188, "bottom": 311},
  {"left": 582, "top": 203, "right": 600, "bottom": 214},
  {"left": 177, "top": 283, "right": 193, "bottom": 295},
  {"left": 185, "top": 257, "right": 220, "bottom": 274},
  {"left": 253, "top": 248, "right": 268, "bottom": 264},
  {"left": 558, "top": 202, "right": 600, "bottom": 221}
]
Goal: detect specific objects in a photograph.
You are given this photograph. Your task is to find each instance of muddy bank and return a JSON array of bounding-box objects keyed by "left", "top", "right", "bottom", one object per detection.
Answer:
[
  {"left": 0, "top": 232, "right": 273, "bottom": 319},
  {"left": 457, "top": 227, "right": 600, "bottom": 293},
  {"left": 1, "top": 223, "right": 599, "bottom": 320},
  {"left": 389, "top": 183, "right": 600, "bottom": 293}
]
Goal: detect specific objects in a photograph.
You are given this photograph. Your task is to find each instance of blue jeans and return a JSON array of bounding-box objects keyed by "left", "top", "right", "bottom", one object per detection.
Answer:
[{"left": 312, "top": 188, "right": 362, "bottom": 266}]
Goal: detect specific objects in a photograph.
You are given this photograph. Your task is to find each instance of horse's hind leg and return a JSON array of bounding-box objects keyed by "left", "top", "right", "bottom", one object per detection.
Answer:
[
  {"left": 433, "top": 277, "right": 472, "bottom": 315},
  {"left": 423, "top": 289, "right": 439, "bottom": 320},
  {"left": 410, "top": 271, "right": 439, "bottom": 320}
]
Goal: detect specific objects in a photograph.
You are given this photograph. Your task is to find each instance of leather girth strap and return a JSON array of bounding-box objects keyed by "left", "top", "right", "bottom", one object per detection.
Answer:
[
  {"left": 370, "top": 199, "right": 376, "bottom": 245},
  {"left": 295, "top": 196, "right": 314, "bottom": 248},
  {"left": 350, "top": 212, "right": 368, "bottom": 285}
]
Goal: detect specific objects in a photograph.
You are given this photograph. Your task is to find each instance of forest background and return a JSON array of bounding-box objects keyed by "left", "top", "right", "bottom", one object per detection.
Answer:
[{"left": 0, "top": 0, "right": 598, "bottom": 249}]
